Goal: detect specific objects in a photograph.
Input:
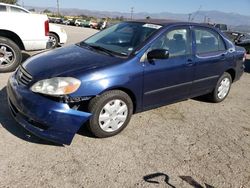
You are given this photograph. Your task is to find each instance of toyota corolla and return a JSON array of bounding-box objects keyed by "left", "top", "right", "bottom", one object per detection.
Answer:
[{"left": 7, "top": 20, "right": 246, "bottom": 145}]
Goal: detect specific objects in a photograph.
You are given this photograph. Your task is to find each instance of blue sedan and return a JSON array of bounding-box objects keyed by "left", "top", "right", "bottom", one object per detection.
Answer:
[{"left": 7, "top": 20, "right": 246, "bottom": 145}]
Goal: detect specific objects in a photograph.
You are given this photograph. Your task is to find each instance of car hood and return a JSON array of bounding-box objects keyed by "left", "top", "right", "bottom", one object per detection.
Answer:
[{"left": 22, "top": 45, "right": 124, "bottom": 79}]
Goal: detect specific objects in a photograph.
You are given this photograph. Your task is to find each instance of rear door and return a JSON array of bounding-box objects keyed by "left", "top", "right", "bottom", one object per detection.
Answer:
[{"left": 191, "top": 26, "right": 228, "bottom": 96}]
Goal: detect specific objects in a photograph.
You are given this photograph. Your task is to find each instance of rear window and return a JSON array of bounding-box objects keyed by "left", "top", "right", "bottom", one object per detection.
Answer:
[
  {"left": 10, "top": 6, "right": 29, "bottom": 13},
  {"left": 0, "top": 5, "right": 7, "bottom": 12}
]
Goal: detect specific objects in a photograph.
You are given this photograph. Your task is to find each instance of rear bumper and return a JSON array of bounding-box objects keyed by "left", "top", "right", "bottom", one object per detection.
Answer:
[
  {"left": 7, "top": 74, "right": 91, "bottom": 145},
  {"left": 23, "top": 38, "right": 51, "bottom": 51},
  {"left": 59, "top": 32, "right": 67, "bottom": 44},
  {"left": 234, "top": 61, "right": 245, "bottom": 82}
]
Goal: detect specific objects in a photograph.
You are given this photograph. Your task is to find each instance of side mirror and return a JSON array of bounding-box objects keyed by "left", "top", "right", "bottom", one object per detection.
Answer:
[{"left": 147, "top": 49, "right": 169, "bottom": 60}]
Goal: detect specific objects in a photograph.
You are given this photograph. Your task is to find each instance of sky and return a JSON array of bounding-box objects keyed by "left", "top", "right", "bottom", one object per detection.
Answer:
[{"left": 20, "top": 0, "right": 250, "bottom": 16}]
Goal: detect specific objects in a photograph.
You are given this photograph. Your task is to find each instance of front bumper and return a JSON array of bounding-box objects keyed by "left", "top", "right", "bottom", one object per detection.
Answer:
[{"left": 7, "top": 75, "right": 92, "bottom": 145}]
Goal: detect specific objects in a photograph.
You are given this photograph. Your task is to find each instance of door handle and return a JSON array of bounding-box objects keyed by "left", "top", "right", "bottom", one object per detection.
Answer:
[
  {"left": 221, "top": 53, "right": 227, "bottom": 60},
  {"left": 186, "top": 59, "right": 194, "bottom": 66}
]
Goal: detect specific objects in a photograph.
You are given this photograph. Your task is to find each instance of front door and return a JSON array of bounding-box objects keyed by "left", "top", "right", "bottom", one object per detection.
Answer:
[{"left": 142, "top": 27, "right": 195, "bottom": 110}]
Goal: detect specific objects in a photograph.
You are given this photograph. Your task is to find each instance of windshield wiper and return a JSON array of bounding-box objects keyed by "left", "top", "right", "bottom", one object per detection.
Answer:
[
  {"left": 88, "top": 44, "right": 116, "bottom": 57},
  {"left": 79, "top": 42, "right": 127, "bottom": 57}
]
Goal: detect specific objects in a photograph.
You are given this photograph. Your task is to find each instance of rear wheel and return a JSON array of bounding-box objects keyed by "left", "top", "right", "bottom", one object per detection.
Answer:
[
  {"left": 87, "top": 90, "right": 133, "bottom": 138},
  {"left": 0, "top": 37, "right": 22, "bottom": 73},
  {"left": 209, "top": 72, "right": 232, "bottom": 103},
  {"left": 48, "top": 33, "right": 59, "bottom": 49}
]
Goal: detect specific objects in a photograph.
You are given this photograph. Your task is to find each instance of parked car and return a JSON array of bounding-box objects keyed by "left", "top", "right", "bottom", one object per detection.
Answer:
[
  {"left": 7, "top": 20, "right": 246, "bottom": 145},
  {"left": 89, "top": 20, "right": 98, "bottom": 29},
  {"left": 49, "top": 17, "right": 63, "bottom": 24},
  {"left": 96, "top": 20, "right": 108, "bottom": 30},
  {"left": 63, "top": 19, "right": 75, "bottom": 26},
  {"left": 74, "top": 19, "right": 83, "bottom": 27},
  {"left": 214, "top": 23, "right": 228, "bottom": 31},
  {"left": 223, "top": 31, "right": 250, "bottom": 54},
  {"left": 0, "top": 3, "right": 51, "bottom": 72}
]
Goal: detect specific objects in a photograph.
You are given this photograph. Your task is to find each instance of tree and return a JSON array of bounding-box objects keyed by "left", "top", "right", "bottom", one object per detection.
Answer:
[
  {"left": 28, "top": 8, "right": 35, "bottom": 12},
  {"left": 0, "top": 0, "right": 17, "bottom": 4},
  {"left": 43, "top": 9, "right": 51, "bottom": 14}
]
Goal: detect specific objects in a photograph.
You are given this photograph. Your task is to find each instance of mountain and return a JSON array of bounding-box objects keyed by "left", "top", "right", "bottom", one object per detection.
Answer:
[{"left": 26, "top": 6, "right": 250, "bottom": 30}]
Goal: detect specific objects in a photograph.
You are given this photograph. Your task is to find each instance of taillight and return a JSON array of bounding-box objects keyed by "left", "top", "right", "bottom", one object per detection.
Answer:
[{"left": 45, "top": 20, "right": 49, "bottom": 36}]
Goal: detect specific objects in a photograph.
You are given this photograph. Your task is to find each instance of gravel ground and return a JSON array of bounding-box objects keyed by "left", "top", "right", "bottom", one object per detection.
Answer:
[{"left": 0, "top": 25, "right": 250, "bottom": 188}]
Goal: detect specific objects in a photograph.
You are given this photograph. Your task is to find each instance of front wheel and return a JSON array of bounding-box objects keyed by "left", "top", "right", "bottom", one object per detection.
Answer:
[
  {"left": 0, "top": 37, "right": 22, "bottom": 73},
  {"left": 87, "top": 90, "right": 133, "bottom": 138},
  {"left": 209, "top": 72, "right": 232, "bottom": 103}
]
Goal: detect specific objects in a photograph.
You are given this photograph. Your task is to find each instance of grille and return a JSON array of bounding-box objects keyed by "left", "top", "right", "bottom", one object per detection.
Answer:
[{"left": 16, "top": 66, "right": 33, "bottom": 86}]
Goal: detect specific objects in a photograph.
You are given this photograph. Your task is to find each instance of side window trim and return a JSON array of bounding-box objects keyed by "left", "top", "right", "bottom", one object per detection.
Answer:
[{"left": 193, "top": 26, "right": 227, "bottom": 55}]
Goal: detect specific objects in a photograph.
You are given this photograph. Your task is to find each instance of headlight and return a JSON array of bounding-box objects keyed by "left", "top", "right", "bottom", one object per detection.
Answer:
[{"left": 31, "top": 77, "right": 81, "bottom": 96}]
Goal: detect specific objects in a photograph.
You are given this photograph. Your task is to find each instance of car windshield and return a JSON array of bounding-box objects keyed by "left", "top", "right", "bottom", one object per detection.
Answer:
[{"left": 81, "top": 22, "right": 162, "bottom": 56}]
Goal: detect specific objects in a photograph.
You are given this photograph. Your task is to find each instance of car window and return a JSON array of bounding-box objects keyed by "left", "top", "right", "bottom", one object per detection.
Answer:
[
  {"left": 10, "top": 6, "right": 29, "bottom": 13},
  {"left": 150, "top": 28, "right": 191, "bottom": 57},
  {"left": 195, "top": 28, "right": 226, "bottom": 54},
  {"left": 0, "top": 5, "right": 7, "bottom": 12}
]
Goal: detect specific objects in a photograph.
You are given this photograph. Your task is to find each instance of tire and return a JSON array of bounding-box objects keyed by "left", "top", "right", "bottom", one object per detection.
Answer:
[
  {"left": 209, "top": 72, "right": 232, "bottom": 103},
  {"left": 48, "top": 33, "right": 59, "bottom": 49},
  {"left": 0, "top": 37, "right": 22, "bottom": 73},
  {"left": 87, "top": 90, "right": 133, "bottom": 138}
]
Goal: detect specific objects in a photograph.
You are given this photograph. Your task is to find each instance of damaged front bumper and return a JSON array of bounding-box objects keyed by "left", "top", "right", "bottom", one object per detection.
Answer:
[{"left": 7, "top": 75, "right": 92, "bottom": 145}]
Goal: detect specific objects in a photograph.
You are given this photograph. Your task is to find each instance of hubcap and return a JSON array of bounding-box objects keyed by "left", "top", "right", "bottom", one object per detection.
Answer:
[
  {"left": 98, "top": 99, "right": 128, "bottom": 132},
  {"left": 217, "top": 78, "right": 230, "bottom": 99},
  {"left": 49, "top": 36, "right": 57, "bottom": 47},
  {"left": 0, "top": 44, "right": 15, "bottom": 67}
]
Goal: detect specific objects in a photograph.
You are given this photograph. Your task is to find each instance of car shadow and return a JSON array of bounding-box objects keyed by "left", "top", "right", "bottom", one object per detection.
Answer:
[
  {"left": 77, "top": 125, "right": 95, "bottom": 138},
  {"left": 0, "top": 87, "right": 63, "bottom": 146},
  {"left": 143, "top": 172, "right": 176, "bottom": 187},
  {"left": 179, "top": 176, "right": 215, "bottom": 188},
  {"left": 143, "top": 173, "right": 214, "bottom": 188}
]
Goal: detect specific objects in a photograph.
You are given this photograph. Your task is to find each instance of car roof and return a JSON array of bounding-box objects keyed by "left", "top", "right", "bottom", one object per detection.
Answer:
[
  {"left": 127, "top": 19, "right": 217, "bottom": 29},
  {"left": 0, "top": 2, "right": 30, "bottom": 12}
]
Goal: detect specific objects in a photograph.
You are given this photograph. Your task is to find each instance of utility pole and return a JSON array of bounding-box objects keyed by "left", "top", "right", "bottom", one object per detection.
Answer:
[
  {"left": 57, "top": 0, "right": 60, "bottom": 16},
  {"left": 204, "top": 16, "right": 207, "bottom": 23},
  {"left": 130, "top": 7, "right": 134, "bottom": 20},
  {"left": 188, "top": 13, "right": 192, "bottom": 22}
]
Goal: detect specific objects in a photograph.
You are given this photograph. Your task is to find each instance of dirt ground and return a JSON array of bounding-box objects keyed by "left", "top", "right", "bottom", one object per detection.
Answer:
[{"left": 0, "top": 25, "right": 250, "bottom": 188}]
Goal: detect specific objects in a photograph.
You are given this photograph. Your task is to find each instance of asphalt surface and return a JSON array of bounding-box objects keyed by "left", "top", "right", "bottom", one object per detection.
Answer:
[{"left": 0, "top": 25, "right": 250, "bottom": 188}]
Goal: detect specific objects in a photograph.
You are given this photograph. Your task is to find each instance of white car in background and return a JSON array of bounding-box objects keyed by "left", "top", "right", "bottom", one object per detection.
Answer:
[{"left": 0, "top": 3, "right": 67, "bottom": 48}]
